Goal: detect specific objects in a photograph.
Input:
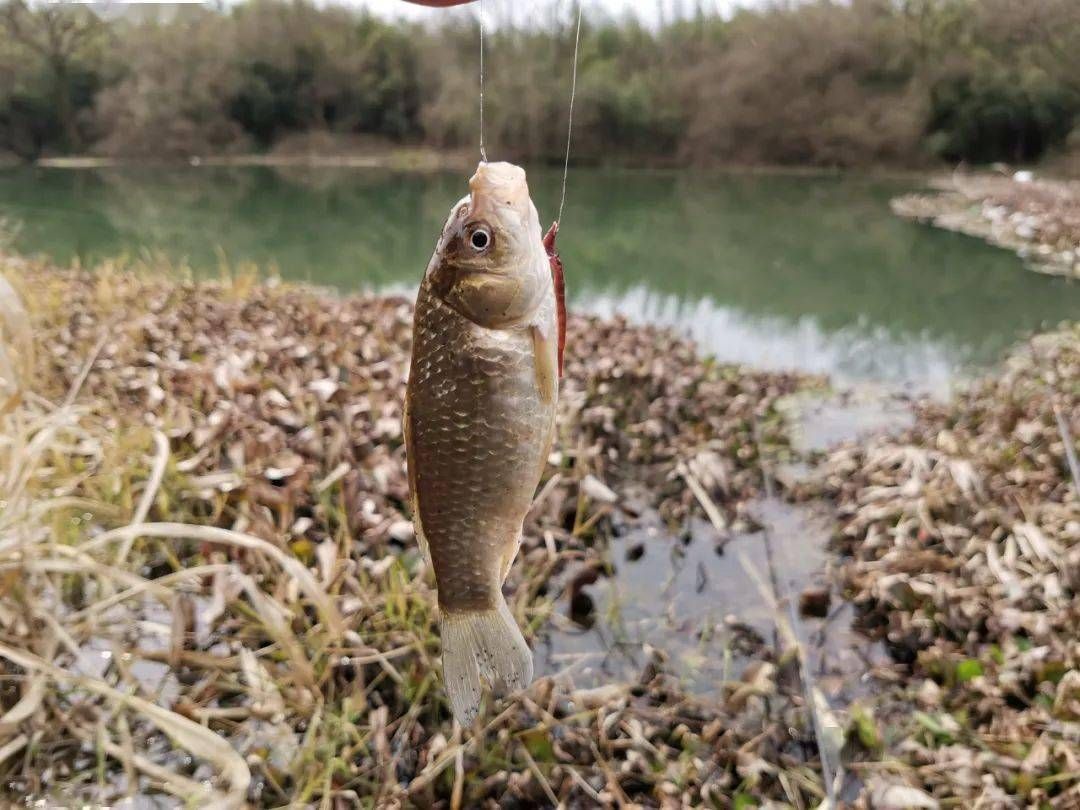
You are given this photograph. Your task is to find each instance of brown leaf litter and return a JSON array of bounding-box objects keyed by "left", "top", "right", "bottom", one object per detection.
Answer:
[
  {"left": 1, "top": 255, "right": 826, "bottom": 808},
  {"left": 798, "top": 323, "right": 1079, "bottom": 807}
]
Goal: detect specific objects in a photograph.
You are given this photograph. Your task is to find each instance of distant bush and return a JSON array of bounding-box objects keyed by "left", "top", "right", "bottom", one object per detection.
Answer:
[
  {"left": 228, "top": 4, "right": 422, "bottom": 146},
  {"left": 680, "top": 1, "right": 926, "bottom": 167},
  {"left": 91, "top": 11, "right": 246, "bottom": 158},
  {"left": 921, "top": 0, "right": 1080, "bottom": 164},
  {"left": 1, "top": 0, "right": 1079, "bottom": 168}
]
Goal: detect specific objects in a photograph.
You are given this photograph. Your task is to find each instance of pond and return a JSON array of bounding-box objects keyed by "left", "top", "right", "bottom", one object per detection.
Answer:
[{"left": 3, "top": 164, "right": 1079, "bottom": 392}]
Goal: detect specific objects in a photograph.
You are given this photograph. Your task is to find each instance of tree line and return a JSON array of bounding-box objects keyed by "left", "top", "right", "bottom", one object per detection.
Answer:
[{"left": 1, "top": 0, "right": 1079, "bottom": 168}]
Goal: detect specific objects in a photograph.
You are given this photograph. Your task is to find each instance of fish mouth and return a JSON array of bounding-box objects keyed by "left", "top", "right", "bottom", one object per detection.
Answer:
[{"left": 469, "top": 162, "right": 529, "bottom": 220}]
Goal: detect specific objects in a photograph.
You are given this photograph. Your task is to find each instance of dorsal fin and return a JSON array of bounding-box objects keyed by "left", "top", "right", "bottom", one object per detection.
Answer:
[{"left": 543, "top": 221, "right": 566, "bottom": 378}]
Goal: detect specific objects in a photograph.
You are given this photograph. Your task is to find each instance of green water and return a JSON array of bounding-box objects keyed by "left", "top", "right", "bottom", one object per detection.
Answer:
[{"left": 3, "top": 165, "right": 1078, "bottom": 389}]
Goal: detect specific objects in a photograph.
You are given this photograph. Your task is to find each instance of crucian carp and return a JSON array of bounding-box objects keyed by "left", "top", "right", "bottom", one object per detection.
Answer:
[{"left": 404, "top": 161, "right": 566, "bottom": 724}]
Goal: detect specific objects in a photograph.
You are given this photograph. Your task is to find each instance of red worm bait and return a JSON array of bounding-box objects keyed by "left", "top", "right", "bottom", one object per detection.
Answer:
[{"left": 543, "top": 221, "right": 566, "bottom": 378}]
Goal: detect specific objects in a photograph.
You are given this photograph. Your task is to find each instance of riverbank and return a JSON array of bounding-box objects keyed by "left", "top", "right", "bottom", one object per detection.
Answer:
[
  {"left": 1, "top": 254, "right": 1076, "bottom": 807},
  {"left": 796, "top": 322, "right": 1080, "bottom": 806},
  {"left": 893, "top": 173, "right": 1080, "bottom": 280},
  {"left": 27, "top": 151, "right": 931, "bottom": 179},
  {"left": 34, "top": 144, "right": 473, "bottom": 173}
]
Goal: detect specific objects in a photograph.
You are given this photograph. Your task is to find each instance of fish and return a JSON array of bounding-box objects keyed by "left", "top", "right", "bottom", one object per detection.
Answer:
[{"left": 404, "top": 161, "right": 565, "bottom": 725}]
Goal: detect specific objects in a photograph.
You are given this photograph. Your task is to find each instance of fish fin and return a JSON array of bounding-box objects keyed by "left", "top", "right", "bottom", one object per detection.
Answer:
[
  {"left": 402, "top": 394, "right": 431, "bottom": 566},
  {"left": 499, "top": 533, "right": 522, "bottom": 584},
  {"left": 543, "top": 221, "right": 566, "bottom": 378},
  {"left": 439, "top": 597, "right": 533, "bottom": 725},
  {"left": 531, "top": 323, "right": 558, "bottom": 405}
]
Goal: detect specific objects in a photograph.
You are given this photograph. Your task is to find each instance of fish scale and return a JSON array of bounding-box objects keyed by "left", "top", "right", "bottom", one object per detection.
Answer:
[{"left": 410, "top": 284, "right": 552, "bottom": 610}]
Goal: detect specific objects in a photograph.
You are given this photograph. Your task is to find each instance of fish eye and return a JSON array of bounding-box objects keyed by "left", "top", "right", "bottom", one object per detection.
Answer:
[{"left": 469, "top": 227, "right": 491, "bottom": 252}]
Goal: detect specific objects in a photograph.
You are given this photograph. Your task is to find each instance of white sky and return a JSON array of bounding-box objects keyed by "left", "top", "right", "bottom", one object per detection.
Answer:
[
  {"left": 349, "top": 0, "right": 756, "bottom": 27},
  {"left": 73, "top": 0, "right": 759, "bottom": 23}
]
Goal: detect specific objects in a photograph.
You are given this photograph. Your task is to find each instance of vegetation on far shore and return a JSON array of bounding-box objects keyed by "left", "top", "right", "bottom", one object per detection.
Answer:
[{"left": 3, "top": 0, "right": 1080, "bottom": 171}]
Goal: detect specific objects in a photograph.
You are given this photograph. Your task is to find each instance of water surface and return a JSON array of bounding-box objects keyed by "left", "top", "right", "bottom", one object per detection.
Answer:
[{"left": 3, "top": 165, "right": 1079, "bottom": 390}]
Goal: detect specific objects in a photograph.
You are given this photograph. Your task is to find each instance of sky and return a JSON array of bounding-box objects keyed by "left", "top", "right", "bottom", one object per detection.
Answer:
[
  {"left": 349, "top": 0, "right": 755, "bottom": 28},
  {"left": 73, "top": 0, "right": 759, "bottom": 24}
]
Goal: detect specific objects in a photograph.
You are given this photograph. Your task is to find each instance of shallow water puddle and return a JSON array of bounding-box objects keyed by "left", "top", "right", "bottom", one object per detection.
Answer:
[
  {"left": 780, "top": 386, "right": 916, "bottom": 454},
  {"left": 537, "top": 497, "right": 869, "bottom": 696}
]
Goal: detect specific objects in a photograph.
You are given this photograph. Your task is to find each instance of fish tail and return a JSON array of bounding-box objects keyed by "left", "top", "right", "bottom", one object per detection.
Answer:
[{"left": 439, "top": 596, "right": 533, "bottom": 725}]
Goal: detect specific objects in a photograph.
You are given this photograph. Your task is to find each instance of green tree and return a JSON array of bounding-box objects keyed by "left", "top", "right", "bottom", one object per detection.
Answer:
[{"left": 0, "top": 0, "right": 106, "bottom": 154}]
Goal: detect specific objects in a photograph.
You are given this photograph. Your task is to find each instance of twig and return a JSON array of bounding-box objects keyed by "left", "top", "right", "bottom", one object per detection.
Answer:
[
  {"left": 676, "top": 461, "right": 728, "bottom": 536},
  {"left": 69, "top": 562, "right": 232, "bottom": 622},
  {"left": 749, "top": 419, "right": 838, "bottom": 806},
  {"left": 751, "top": 422, "right": 783, "bottom": 616},
  {"left": 409, "top": 741, "right": 462, "bottom": 794},
  {"left": 62, "top": 331, "right": 108, "bottom": 408},
  {"left": 451, "top": 746, "right": 465, "bottom": 810},
  {"left": 738, "top": 554, "right": 836, "bottom": 804},
  {"left": 133, "top": 647, "right": 241, "bottom": 670},
  {"left": 528, "top": 471, "right": 564, "bottom": 519},
  {"left": 0, "top": 733, "right": 28, "bottom": 766},
  {"left": 0, "top": 669, "right": 46, "bottom": 733},
  {"left": 115, "top": 713, "right": 136, "bottom": 802},
  {"left": 520, "top": 742, "right": 560, "bottom": 807},
  {"left": 64, "top": 717, "right": 217, "bottom": 806},
  {"left": 787, "top": 600, "right": 838, "bottom": 805},
  {"left": 735, "top": 552, "right": 796, "bottom": 649},
  {"left": 235, "top": 571, "right": 318, "bottom": 690},
  {"left": 589, "top": 741, "right": 631, "bottom": 806},
  {"left": 407, "top": 703, "right": 519, "bottom": 794},
  {"left": 1054, "top": 404, "right": 1080, "bottom": 502},
  {"left": 566, "top": 765, "right": 603, "bottom": 802},
  {"left": 81, "top": 522, "right": 344, "bottom": 636},
  {"left": 329, "top": 644, "right": 417, "bottom": 667},
  {"left": 315, "top": 461, "right": 349, "bottom": 493}
]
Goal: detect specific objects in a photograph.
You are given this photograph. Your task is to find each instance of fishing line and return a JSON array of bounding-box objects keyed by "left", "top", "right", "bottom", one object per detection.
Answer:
[
  {"left": 478, "top": 0, "right": 487, "bottom": 162},
  {"left": 476, "top": 0, "right": 582, "bottom": 225},
  {"left": 557, "top": 1, "right": 583, "bottom": 226}
]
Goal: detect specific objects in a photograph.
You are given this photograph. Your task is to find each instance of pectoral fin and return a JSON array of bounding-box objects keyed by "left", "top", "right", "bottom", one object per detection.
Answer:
[{"left": 531, "top": 323, "right": 557, "bottom": 404}]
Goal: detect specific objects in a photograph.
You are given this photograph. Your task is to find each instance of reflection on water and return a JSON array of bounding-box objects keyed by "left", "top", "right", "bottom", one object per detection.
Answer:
[
  {"left": 537, "top": 499, "right": 851, "bottom": 694},
  {"left": 3, "top": 164, "right": 1079, "bottom": 388},
  {"left": 780, "top": 387, "right": 917, "bottom": 454},
  {"left": 588, "top": 286, "right": 968, "bottom": 393}
]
